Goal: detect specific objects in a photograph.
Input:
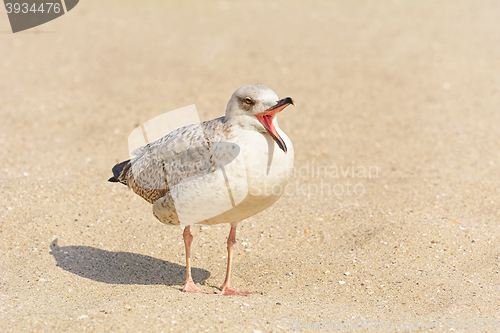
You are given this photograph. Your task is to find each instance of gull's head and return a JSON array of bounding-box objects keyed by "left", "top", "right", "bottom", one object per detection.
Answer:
[{"left": 225, "top": 85, "right": 294, "bottom": 153}]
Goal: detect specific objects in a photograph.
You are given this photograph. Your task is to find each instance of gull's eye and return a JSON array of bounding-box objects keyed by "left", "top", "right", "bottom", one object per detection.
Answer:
[{"left": 245, "top": 98, "right": 253, "bottom": 105}]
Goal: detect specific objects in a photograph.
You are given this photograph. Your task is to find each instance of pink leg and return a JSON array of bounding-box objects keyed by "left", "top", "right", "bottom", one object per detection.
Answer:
[
  {"left": 182, "top": 226, "right": 212, "bottom": 294},
  {"left": 220, "top": 222, "right": 255, "bottom": 296}
]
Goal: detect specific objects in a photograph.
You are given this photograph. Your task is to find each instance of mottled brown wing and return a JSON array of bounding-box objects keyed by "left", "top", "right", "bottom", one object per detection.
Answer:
[{"left": 119, "top": 118, "right": 227, "bottom": 204}]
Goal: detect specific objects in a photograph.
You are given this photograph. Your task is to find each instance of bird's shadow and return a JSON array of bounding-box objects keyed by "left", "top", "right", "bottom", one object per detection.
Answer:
[{"left": 49, "top": 239, "right": 209, "bottom": 286}]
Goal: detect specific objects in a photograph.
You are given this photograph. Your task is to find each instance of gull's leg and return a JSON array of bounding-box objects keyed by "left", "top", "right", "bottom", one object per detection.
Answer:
[
  {"left": 182, "top": 226, "right": 212, "bottom": 294},
  {"left": 220, "top": 222, "right": 254, "bottom": 296}
]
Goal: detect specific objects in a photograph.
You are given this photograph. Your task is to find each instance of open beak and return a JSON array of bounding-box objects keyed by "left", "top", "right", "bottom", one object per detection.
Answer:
[{"left": 255, "top": 97, "right": 294, "bottom": 153}]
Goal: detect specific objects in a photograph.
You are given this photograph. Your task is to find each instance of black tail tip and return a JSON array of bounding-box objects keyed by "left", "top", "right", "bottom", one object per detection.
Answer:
[{"left": 108, "top": 176, "right": 119, "bottom": 182}]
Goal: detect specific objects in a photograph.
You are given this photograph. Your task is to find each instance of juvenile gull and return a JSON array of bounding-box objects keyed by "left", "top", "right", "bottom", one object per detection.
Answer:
[{"left": 109, "top": 85, "right": 294, "bottom": 295}]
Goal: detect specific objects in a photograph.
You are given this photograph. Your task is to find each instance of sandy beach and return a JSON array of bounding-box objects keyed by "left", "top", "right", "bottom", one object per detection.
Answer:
[{"left": 1, "top": 0, "right": 500, "bottom": 331}]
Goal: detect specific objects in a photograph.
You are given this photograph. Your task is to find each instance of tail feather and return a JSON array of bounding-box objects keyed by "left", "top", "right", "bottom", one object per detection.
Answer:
[{"left": 109, "top": 159, "right": 130, "bottom": 185}]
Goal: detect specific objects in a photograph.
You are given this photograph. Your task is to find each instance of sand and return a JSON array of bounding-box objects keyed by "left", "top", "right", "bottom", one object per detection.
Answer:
[{"left": 1, "top": 0, "right": 500, "bottom": 332}]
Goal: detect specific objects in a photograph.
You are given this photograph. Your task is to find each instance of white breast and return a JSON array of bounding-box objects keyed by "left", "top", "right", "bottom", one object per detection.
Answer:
[
  {"left": 239, "top": 127, "right": 294, "bottom": 199},
  {"left": 197, "top": 127, "right": 294, "bottom": 225}
]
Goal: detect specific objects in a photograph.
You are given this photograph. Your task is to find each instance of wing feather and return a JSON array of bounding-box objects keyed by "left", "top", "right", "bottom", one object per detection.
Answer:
[{"left": 119, "top": 117, "right": 228, "bottom": 204}]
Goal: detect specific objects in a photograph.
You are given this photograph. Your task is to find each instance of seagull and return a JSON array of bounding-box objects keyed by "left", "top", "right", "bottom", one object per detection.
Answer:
[{"left": 109, "top": 85, "right": 294, "bottom": 295}]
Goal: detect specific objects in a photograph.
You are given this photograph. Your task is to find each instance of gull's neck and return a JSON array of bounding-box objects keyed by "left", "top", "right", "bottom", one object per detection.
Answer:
[{"left": 225, "top": 113, "right": 280, "bottom": 133}]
